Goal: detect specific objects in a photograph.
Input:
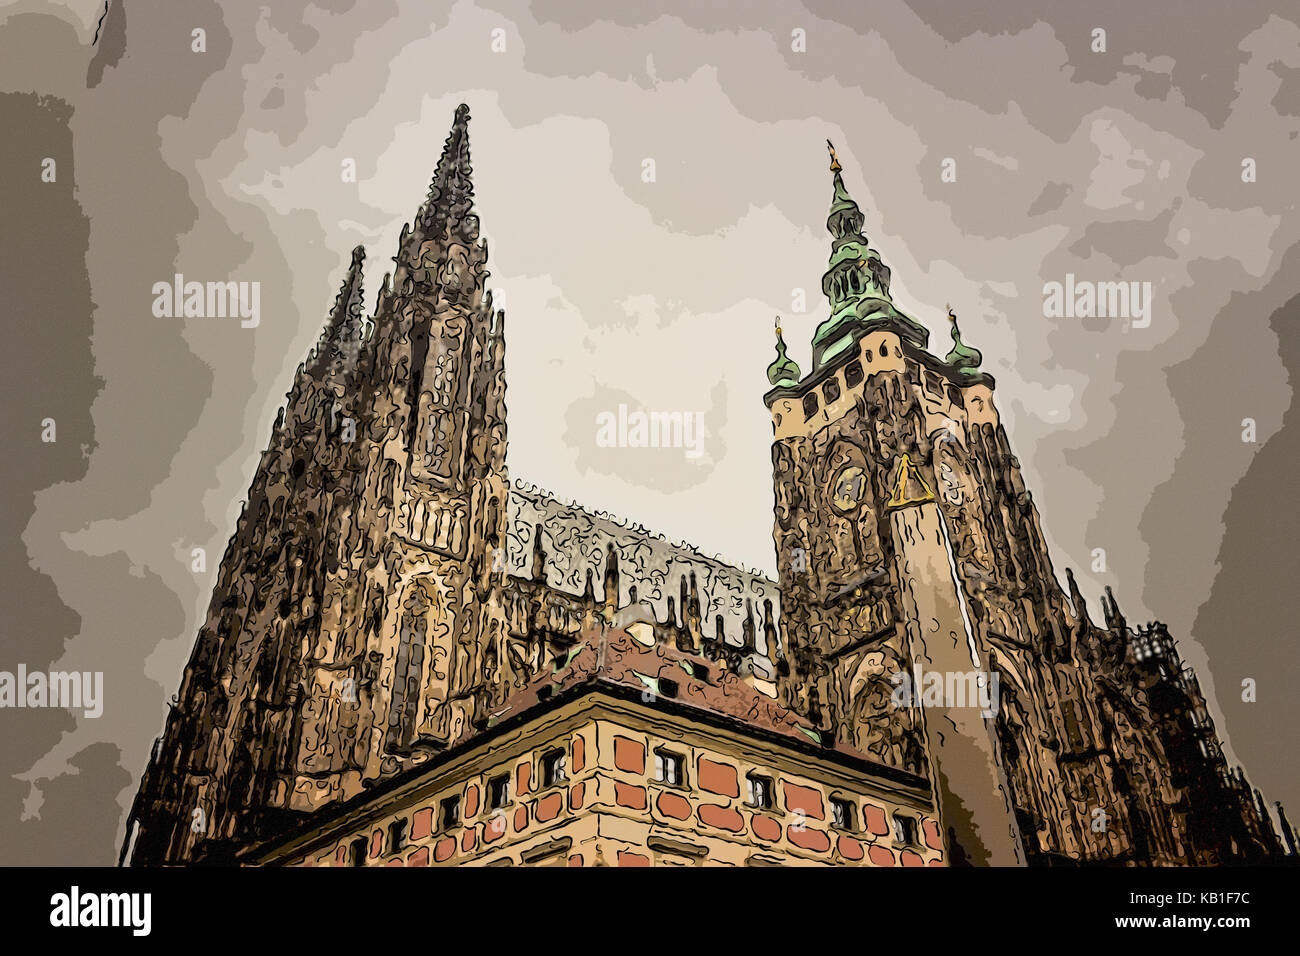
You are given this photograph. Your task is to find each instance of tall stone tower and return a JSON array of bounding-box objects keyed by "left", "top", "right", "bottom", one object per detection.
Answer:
[
  {"left": 123, "top": 105, "right": 511, "bottom": 865},
  {"left": 764, "top": 143, "right": 1023, "bottom": 864},
  {"left": 763, "top": 142, "right": 1282, "bottom": 867}
]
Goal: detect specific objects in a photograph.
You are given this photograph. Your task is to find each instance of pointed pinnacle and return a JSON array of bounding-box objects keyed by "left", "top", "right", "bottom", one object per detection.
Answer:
[
  {"left": 309, "top": 247, "right": 366, "bottom": 376},
  {"left": 424, "top": 103, "right": 474, "bottom": 223},
  {"left": 826, "top": 139, "right": 841, "bottom": 172}
]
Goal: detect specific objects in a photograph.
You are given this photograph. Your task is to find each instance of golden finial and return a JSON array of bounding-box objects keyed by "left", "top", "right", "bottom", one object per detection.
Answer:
[
  {"left": 775, "top": 315, "right": 782, "bottom": 336},
  {"left": 827, "top": 140, "right": 842, "bottom": 173},
  {"left": 947, "top": 303, "right": 958, "bottom": 325}
]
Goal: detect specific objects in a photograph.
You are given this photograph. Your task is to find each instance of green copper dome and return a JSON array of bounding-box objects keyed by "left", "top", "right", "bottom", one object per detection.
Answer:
[
  {"left": 810, "top": 141, "right": 928, "bottom": 370},
  {"left": 767, "top": 320, "right": 801, "bottom": 387},
  {"left": 944, "top": 308, "right": 984, "bottom": 375}
]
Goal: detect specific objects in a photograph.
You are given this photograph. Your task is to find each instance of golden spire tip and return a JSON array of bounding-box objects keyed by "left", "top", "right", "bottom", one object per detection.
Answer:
[{"left": 826, "top": 140, "right": 842, "bottom": 173}]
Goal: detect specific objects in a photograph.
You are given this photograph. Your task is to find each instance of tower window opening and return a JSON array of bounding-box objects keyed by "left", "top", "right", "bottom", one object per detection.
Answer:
[
  {"left": 845, "top": 361, "right": 864, "bottom": 387},
  {"left": 823, "top": 379, "right": 841, "bottom": 404},
  {"left": 802, "top": 392, "right": 820, "bottom": 419}
]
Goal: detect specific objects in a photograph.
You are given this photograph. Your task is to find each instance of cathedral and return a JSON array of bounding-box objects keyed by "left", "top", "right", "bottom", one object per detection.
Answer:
[{"left": 121, "top": 105, "right": 1292, "bottom": 867}]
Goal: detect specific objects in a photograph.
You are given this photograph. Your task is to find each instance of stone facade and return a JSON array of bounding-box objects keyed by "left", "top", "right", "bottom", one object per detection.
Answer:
[{"left": 121, "top": 107, "right": 1290, "bottom": 867}]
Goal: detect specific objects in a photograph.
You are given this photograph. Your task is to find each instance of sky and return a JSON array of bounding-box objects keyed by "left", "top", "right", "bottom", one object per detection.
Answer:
[{"left": 0, "top": 0, "right": 1297, "bottom": 864}]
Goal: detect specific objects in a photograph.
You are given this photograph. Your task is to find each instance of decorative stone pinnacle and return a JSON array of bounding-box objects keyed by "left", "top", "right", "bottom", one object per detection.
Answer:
[
  {"left": 944, "top": 305, "right": 983, "bottom": 374},
  {"left": 766, "top": 316, "right": 801, "bottom": 387}
]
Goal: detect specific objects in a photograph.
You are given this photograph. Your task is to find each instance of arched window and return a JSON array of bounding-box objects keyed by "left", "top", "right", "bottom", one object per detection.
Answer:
[
  {"left": 386, "top": 584, "right": 431, "bottom": 751},
  {"left": 420, "top": 336, "right": 461, "bottom": 480}
]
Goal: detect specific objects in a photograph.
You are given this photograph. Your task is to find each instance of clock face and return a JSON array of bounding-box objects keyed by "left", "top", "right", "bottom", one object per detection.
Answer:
[{"left": 830, "top": 465, "right": 867, "bottom": 514}]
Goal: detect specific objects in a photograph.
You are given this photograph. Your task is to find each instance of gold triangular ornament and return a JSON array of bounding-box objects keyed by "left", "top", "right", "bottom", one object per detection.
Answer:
[{"left": 885, "top": 453, "right": 935, "bottom": 509}]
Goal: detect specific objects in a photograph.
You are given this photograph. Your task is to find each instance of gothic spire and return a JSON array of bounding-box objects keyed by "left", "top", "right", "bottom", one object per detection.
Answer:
[
  {"left": 825, "top": 141, "right": 864, "bottom": 243},
  {"left": 308, "top": 245, "right": 366, "bottom": 378},
  {"left": 421, "top": 103, "right": 475, "bottom": 232},
  {"left": 810, "top": 140, "right": 928, "bottom": 370},
  {"left": 1103, "top": 585, "right": 1128, "bottom": 635},
  {"left": 766, "top": 316, "right": 801, "bottom": 387},
  {"left": 1066, "top": 568, "right": 1093, "bottom": 630}
]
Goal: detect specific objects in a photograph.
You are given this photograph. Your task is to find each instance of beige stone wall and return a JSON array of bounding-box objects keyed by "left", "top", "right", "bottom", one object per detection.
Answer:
[
  {"left": 270, "top": 698, "right": 943, "bottom": 868},
  {"left": 581, "top": 716, "right": 943, "bottom": 867}
]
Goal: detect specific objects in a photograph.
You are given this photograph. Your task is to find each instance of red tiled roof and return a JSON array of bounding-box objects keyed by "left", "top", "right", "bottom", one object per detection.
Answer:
[{"left": 474, "top": 625, "right": 911, "bottom": 776}]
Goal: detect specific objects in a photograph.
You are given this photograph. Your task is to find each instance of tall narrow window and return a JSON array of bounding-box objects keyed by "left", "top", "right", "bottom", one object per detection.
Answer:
[
  {"left": 421, "top": 337, "right": 460, "bottom": 479},
  {"left": 386, "top": 585, "right": 430, "bottom": 751},
  {"left": 488, "top": 774, "right": 510, "bottom": 809},
  {"left": 379, "top": 458, "right": 398, "bottom": 508}
]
